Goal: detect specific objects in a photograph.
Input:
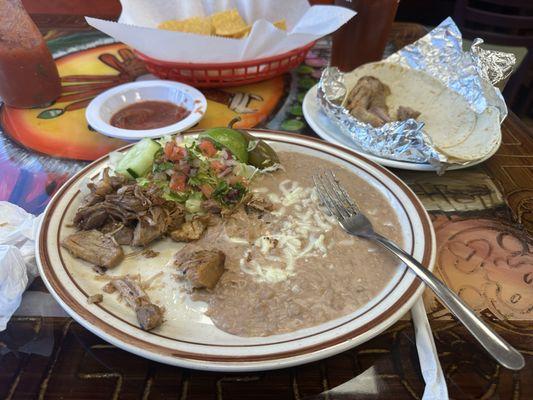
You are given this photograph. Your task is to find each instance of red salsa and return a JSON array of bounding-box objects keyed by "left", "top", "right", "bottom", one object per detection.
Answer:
[{"left": 110, "top": 101, "right": 190, "bottom": 130}]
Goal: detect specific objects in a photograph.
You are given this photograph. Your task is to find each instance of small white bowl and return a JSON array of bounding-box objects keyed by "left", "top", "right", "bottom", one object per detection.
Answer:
[{"left": 86, "top": 80, "right": 207, "bottom": 140}]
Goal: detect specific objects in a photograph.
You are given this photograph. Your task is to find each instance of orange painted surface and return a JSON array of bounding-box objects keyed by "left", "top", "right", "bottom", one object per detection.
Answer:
[{"left": 1, "top": 43, "right": 285, "bottom": 161}]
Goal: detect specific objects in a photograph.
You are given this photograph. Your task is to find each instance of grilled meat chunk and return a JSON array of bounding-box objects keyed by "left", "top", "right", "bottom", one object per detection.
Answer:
[
  {"left": 74, "top": 170, "right": 189, "bottom": 248},
  {"left": 141, "top": 249, "right": 159, "bottom": 258},
  {"left": 174, "top": 249, "right": 226, "bottom": 290},
  {"left": 396, "top": 105, "right": 421, "bottom": 121},
  {"left": 346, "top": 76, "right": 392, "bottom": 127},
  {"left": 84, "top": 192, "right": 105, "bottom": 207},
  {"left": 246, "top": 194, "right": 274, "bottom": 213},
  {"left": 100, "top": 221, "right": 134, "bottom": 245},
  {"left": 170, "top": 219, "right": 206, "bottom": 242},
  {"left": 102, "top": 282, "right": 116, "bottom": 294},
  {"left": 86, "top": 169, "right": 113, "bottom": 199},
  {"left": 74, "top": 201, "right": 137, "bottom": 230},
  {"left": 84, "top": 169, "right": 128, "bottom": 205},
  {"left": 61, "top": 230, "right": 123, "bottom": 268},
  {"left": 105, "top": 184, "right": 153, "bottom": 213},
  {"left": 202, "top": 199, "right": 222, "bottom": 214},
  {"left": 87, "top": 294, "right": 103, "bottom": 304},
  {"left": 132, "top": 206, "right": 169, "bottom": 246},
  {"left": 74, "top": 207, "right": 108, "bottom": 230},
  {"left": 113, "top": 226, "right": 134, "bottom": 246},
  {"left": 166, "top": 207, "right": 186, "bottom": 233},
  {"left": 110, "top": 276, "right": 163, "bottom": 330}
]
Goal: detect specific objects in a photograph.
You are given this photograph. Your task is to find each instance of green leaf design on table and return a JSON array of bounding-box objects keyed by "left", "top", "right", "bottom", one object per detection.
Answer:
[
  {"left": 297, "top": 92, "right": 306, "bottom": 102},
  {"left": 281, "top": 119, "right": 305, "bottom": 131},
  {"left": 298, "top": 76, "right": 316, "bottom": 90},
  {"left": 47, "top": 31, "right": 112, "bottom": 54},
  {"left": 37, "top": 108, "right": 64, "bottom": 119},
  {"left": 296, "top": 65, "right": 314, "bottom": 74},
  {"left": 289, "top": 105, "right": 303, "bottom": 116}
]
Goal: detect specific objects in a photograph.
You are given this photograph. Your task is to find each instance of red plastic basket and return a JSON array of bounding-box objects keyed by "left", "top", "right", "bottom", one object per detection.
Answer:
[{"left": 135, "top": 41, "right": 315, "bottom": 88}]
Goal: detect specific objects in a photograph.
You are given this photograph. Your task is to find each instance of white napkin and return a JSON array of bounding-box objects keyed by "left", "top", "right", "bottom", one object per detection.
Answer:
[
  {"left": 411, "top": 299, "right": 449, "bottom": 400},
  {"left": 0, "top": 201, "right": 42, "bottom": 331},
  {"left": 86, "top": 0, "right": 356, "bottom": 63}
]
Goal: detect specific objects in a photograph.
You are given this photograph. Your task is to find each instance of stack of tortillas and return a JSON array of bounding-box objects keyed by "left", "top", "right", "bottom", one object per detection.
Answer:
[{"left": 342, "top": 62, "right": 501, "bottom": 163}]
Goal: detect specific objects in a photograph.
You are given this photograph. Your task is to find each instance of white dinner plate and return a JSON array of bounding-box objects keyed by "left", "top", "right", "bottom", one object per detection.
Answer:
[
  {"left": 302, "top": 85, "right": 501, "bottom": 171},
  {"left": 37, "top": 130, "right": 435, "bottom": 371}
]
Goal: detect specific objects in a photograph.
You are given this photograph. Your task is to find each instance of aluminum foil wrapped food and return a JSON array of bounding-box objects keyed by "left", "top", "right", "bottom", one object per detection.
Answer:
[{"left": 317, "top": 17, "right": 516, "bottom": 172}]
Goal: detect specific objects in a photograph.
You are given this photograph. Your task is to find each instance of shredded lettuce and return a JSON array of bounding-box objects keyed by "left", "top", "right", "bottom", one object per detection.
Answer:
[
  {"left": 188, "top": 160, "right": 218, "bottom": 187},
  {"left": 153, "top": 161, "right": 174, "bottom": 173},
  {"left": 182, "top": 135, "right": 198, "bottom": 148},
  {"left": 213, "top": 181, "right": 246, "bottom": 206},
  {"left": 234, "top": 162, "right": 258, "bottom": 180},
  {"left": 162, "top": 189, "right": 190, "bottom": 203},
  {"left": 156, "top": 135, "right": 173, "bottom": 147},
  {"left": 185, "top": 191, "right": 203, "bottom": 213},
  {"left": 212, "top": 181, "right": 229, "bottom": 200},
  {"left": 136, "top": 177, "right": 150, "bottom": 187}
]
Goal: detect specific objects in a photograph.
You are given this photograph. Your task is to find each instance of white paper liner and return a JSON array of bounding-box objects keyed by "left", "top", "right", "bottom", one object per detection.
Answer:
[{"left": 86, "top": 0, "right": 356, "bottom": 63}]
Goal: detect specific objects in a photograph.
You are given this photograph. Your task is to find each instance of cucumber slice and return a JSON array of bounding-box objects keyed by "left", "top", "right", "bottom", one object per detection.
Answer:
[{"left": 115, "top": 138, "right": 161, "bottom": 179}]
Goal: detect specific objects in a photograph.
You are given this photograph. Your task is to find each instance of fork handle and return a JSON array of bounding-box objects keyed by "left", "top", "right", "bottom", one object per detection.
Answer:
[{"left": 372, "top": 234, "right": 525, "bottom": 371}]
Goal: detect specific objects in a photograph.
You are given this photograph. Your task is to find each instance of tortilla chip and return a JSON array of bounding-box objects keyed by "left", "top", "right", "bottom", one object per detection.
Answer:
[
  {"left": 273, "top": 19, "right": 287, "bottom": 30},
  {"left": 158, "top": 17, "right": 213, "bottom": 35},
  {"left": 211, "top": 8, "right": 248, "bottom": 37},
  {"left": 225, "top": 25, "right": 251, "bottom": 38}
]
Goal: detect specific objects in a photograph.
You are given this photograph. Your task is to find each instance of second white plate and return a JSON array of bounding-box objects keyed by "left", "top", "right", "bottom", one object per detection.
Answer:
[{"left": 302, "top": 85, "right": 501, "bottom": 171}]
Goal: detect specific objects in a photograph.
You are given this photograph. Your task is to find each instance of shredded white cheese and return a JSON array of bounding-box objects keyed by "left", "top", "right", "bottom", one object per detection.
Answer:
[
  {"left": 227, "top": 237, "right": 249, "bottom": 245},
  {"left": 237, "top": 180, "right": 336, "bottom": 284}
]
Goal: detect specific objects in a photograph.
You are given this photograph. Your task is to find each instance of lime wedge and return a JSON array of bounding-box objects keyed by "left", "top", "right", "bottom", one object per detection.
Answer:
[{"left": 200, "top": 128, "right": 249, "bottom": 163}]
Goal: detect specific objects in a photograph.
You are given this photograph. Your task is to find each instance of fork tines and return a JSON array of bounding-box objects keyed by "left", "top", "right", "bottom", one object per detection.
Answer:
[{"left": 312, "top": 170, "right": 360, "bottom": 221}]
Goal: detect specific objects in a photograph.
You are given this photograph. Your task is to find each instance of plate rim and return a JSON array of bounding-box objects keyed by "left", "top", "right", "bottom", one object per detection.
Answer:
[
  {"left": 37, "top": 129, "right": 436, "bottom": 371},
  {"left": 302, "top": 84, "right": 502, "bottom": 172}
]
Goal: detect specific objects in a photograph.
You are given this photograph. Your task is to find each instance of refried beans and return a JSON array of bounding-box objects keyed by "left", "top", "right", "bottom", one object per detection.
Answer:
[{"left": 180, "top": 152, "right": 403, "bottom": 337}]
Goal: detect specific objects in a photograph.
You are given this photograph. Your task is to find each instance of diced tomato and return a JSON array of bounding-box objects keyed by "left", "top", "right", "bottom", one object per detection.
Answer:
[
  {"left": 173, "top": 146, "right": 187, "bottom": 161},
  {"left": 169, "top": 172, "right": 187, "bottom": 192},
  {"left": 210, "top": 160, "right": 225, "bottom": 173},
  {"left": 171, "top": 146, "right": 187, "bottom": 161},
  {"left": 180, "top": 162, "right": 191, "bottom": 175},
  {"left": 200, "top": 184, "right": 214, "bottom": 198},
  {"left": 199, "top": 140, "right": 217, "bottom": 157},
  {"left": 164, "top": 142, "right": 187, "bottom": 161},
  {"left": 164, "top": 142, "right": 175, "bottom": 159}
]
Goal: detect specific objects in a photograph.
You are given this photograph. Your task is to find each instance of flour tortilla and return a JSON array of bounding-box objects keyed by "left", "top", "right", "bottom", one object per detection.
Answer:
[
  {"left": 439, "top": 106, "right": 501, "bottom": 161},
  {"left": 342, "top": 62, "right": 479, "bottom": 151}
]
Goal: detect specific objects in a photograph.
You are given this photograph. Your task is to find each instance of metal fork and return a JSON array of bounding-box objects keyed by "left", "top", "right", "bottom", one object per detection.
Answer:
[{"left": 313, "top": 170, "right": 525, "bottom": 370}]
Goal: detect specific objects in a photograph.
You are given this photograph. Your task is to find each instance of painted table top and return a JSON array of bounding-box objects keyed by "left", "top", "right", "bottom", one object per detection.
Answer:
[{"left": 1, "top": 21, "right": 532, "bottom": 400}]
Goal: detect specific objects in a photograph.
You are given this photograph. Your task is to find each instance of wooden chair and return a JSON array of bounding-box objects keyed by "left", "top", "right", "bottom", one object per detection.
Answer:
[{"left": 454, "top": 0, "right": 533, "bottom": 116}]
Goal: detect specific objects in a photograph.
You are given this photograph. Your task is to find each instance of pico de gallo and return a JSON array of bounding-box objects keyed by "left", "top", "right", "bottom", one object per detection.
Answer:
[{"left": 113, "top": 128, "right": 280, "bottom": 215}]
